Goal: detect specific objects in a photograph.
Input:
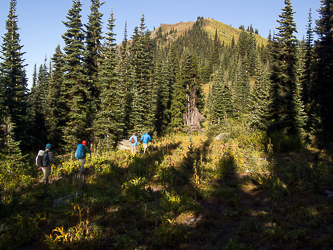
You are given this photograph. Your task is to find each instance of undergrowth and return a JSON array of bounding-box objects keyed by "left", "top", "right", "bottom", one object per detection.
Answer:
[{"left": 1, "top": 118, "right": 333, "bottom": 249}]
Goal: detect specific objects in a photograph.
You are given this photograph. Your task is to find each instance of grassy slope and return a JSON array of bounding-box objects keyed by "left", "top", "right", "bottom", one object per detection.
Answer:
[
  {"left": 150, "top": 21, "right": 195, "bottom": 42},
  {"left": 204, "top": 18, "right": 267, "bottom": 46},
  {"left": 150, "top": 18, "right": 267, "bottom": 46}
]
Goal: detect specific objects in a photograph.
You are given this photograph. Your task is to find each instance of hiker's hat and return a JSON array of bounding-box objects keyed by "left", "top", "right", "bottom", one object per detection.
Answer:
[{"left": 82, "top": 141, "right": 86, "bottom": 146}]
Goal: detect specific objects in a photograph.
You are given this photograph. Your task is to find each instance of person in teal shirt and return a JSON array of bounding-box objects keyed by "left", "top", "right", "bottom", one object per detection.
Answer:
[
  {"left": 141, "top": 130, "right": 152, "bottom": 154},
  {"left": 79, "top": 140, "right": 91, "bottom": 174}
]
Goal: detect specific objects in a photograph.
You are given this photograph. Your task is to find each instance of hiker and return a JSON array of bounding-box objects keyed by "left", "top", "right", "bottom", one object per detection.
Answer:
[
  {"left": 141, "top": 130, "right": 152, "bottom": 154},
  {"left": 129, "top": 132, "right": 138, "bottom": 154},
  {"left": 39, "top": 143, "right": 56, "bottom": 184},
  {"left": 75, "top": 140, "right": 91, "bottom": 175}
]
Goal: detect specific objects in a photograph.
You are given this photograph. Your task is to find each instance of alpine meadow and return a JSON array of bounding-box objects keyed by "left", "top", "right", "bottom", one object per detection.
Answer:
[{"left": 1, "top": 0, "right": 333, "bottom": 249}]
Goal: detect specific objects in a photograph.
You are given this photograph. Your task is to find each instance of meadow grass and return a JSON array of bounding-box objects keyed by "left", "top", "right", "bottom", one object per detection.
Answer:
[{"left": 0, "top": 118, "right": 333, "bottom": 249}]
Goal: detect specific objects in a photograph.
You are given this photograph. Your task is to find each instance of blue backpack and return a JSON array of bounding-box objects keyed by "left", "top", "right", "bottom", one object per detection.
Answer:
[{"left": 75, "top": 144, "right": 85, "bottom": 159}]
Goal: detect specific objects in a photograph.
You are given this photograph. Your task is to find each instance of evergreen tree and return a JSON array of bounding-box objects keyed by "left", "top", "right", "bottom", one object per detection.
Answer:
[
  {"left": 169, "top": 42, "right": 178, "bottom": 87},
  {"left": 302, "top": 8, "right": 314, "bottom": 108},
  {"left": 140, "top": 15, "right": 155, "bottom": 130},
  {"left": 183, "top": 50, "right": 205, "bottom": 129},
  {"left": 129, "top": 14, "right": 154, "bottom": 133},
  {"left": 45, "top": 45, "right": 66, "bottom": 149},
  {"left": 119, "top": 21, "right": 133, "bottom": 135},
  {"left": 84, "top": 0, "right": 104, "bottom": 108},
  {"left": 61, "top": 0, "right": 91, "bottom": 149},
  {"left": 268, "top": 0, "right": 306, "bottom": 135},
  {"left": 247, "top": 31, "right": 258, "bottom": 76},
  {"left": 154, "top": 52, "right": 171, "bottom": 134},
  {"left": 238, "top": 30, "right": 249, "bottom": 60},
  {"left": 222, "top": 72, "right": 233, "bottom": 119},
  {"left": 27, "top": 61, "right": 48, "bottom": 149},
  {"left": 210, "top": 70, "right": 224, "bottom": 124},
  {"left": 129, "top": 26, "right": 145, "bottom": 132},
  {"left": 0, "top": 0, "right": 29, "bottom": 147},
  {"left": 169, "top": 62, "right": 186, "bottom": 129},
  {"left": 233, "top": 56, "right": 249, "bottom": 116},
  {"left": 0, "top": 116, "right": 26, "bottom": 168},
  {"left": 94, "top": 9, "right": 125, "bottom": 145},
  {"left": 249, "top": 59, "right": 271, "bottom": 130},
  {"left": 32, "top": 64, "right": 37, "bottom": 88},
  {"left": 208, "top": 29, "right": 220, "bottom": 75},
  {"left": 313, "top": 0, "right": 333, "bottom": 142}
]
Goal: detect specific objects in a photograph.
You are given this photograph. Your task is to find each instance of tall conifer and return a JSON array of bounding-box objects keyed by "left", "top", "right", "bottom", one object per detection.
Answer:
[
  {"left": 119, "top": 22, "right": 134, "bottom": 135},
  {"left": 0, "top": 0, "right": 28, "bottom": 148},
  {"left": 61, "top": 0, "right": 91, "bottom": 149},
  {"left": 313, "top": 0, "right": 333, "bottom": 142},
  {"left": 268, "top": 0, "right": 306, "bottom": 135},
  {"left": 95, "top": 9, "right": 125, "bottom": 145},
  {"left": 170, "top": 62, "right": 186, "bottom": 129},
  {"left": 84, "top": 0, "right": 104, "bottom": 109},
  {"left": 45, "top": 45, "right": 66, "bottom": 149},
  {"left": 249, "top": 59, "right": 271, "bottom": 130},
  {"left": 302, "top": 8, "right": 314, "bottom": 107}
]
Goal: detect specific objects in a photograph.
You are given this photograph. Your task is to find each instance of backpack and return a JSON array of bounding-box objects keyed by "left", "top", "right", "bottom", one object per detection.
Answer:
[
  {"left": 130, "top": 137, "right": 135, "bottom": 143},
  {"left": 36, "top": 150, "right": 45, "bottom": 167},
  {"left": 43, "top": 151, "right": 49, "bottom": 167},
  {"left": 75, "top": 144, "right": 85, "bottom": 159}
]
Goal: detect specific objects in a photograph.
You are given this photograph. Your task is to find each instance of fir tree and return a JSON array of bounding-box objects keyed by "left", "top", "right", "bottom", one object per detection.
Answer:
[
  {"left": 222, "top": 72, "right": 233, "bottom": 119},
  {"left": 0, "top": 0, "right": 29, "bottom": 146},
  {"left": 119, "top": 21, "right": 133, "bottom": 135},
  {"left": 249, "top": 58, "right": 271, "bottom": 130},
  {"left": 313, "top": 0, "right": 333, "bottom": 142},
  {"left": 140, "top": 15, "right": 155, "bottom": 130},
  {"left": 129, "top": 14, "right": 154, "bottom": 132},
  {"left": 0, "top": 116, "right": 27, "bottom": 168},
  {"left": 129, "top": 26, "right": 145, "bottom": 132},
  {"left": 210, "top": 70, "right": 224, "bottom": 124},
  {"left": 302, "top": 8, "right": 314, "bottom": 108},
  {"left": 154, "top": 52, "right": 171, "bottom": 134},
  {"left": 84, "top": 0, "right": 104, "bottom": 108},
  {"left": 247, "top": 31, "right": 258, "bottom": 76},
  {"left": 45, "top": 45, "right": 66, "bottom": 149},
  {"left": 268, "top": 0, "right": 306, "bottom": 135},
  {"left": 61, "top": 0, "right": 91, "bottom": 149},
  {"left": 169, "top": 62, "right": 186, "bottom": 129},
  {"left": 94, "top": 9, "right": 125, "bottom": 145},
  {"left": 233, "top": 56, "right": 250, "bottom": 116},
  {"left": 183, "top": 50, "right": 205, "bottom": 130},
  {"left": 27, "top": 61, "right": 48, "bottom": 149},
  {"left": 32, "top": 64, "right": 37, "bottom": 88},
  {"left": 208, "top": 29, "right": 220, "bottom": 75}
]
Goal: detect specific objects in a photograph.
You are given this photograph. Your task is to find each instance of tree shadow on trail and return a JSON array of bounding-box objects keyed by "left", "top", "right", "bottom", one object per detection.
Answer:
[{"left": 178, "top": 140, "right": 333, "bottom": 250}]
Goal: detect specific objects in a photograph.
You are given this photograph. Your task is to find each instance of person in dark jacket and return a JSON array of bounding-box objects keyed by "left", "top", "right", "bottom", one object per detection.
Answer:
[{"left": 39, "top": 143, "right": 56, "bottom": 184}]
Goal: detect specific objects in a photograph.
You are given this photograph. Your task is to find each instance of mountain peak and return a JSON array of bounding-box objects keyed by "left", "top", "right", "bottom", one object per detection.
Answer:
[{"left": 151, "top": 17, "right": 267, "bottom": 46}]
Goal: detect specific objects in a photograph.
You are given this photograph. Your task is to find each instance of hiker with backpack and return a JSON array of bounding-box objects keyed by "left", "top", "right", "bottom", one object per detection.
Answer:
[
  {"left": 141, "top": 130, "right": 152, "bottom": 154},
  {"left": 129, "top": 132, "right": 138, "bottom": 154},
  {"left": 37, "top": 143, "right": 56, "bottom": 184},
  {"left": 75, "top": 140, "right": 91, "bottom": 175}
]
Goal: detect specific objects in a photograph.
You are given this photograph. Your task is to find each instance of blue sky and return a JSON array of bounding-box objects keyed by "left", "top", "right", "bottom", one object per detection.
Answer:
[{"left": 0, "top": 0, "right": 321, "bottom": 89}]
